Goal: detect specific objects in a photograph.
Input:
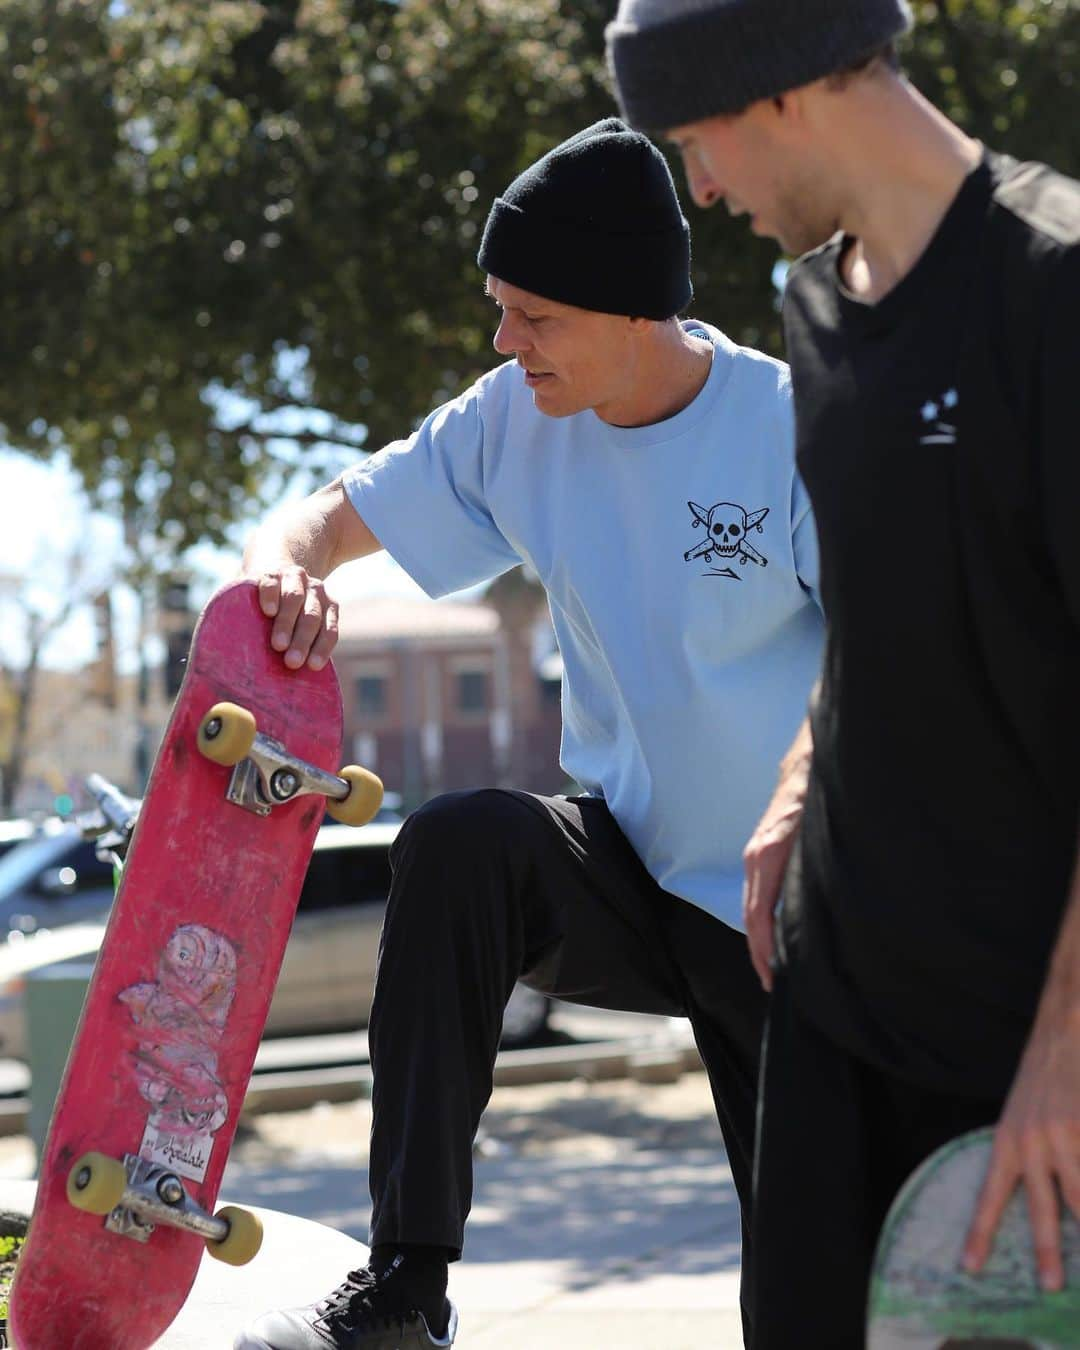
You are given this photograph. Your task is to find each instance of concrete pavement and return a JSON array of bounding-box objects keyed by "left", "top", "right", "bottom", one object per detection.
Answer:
[
  {"left": 222, "top": 1068, "right": 747, "bottom": 1348},
  {"left": 0, "top": 1068, "right": 746, "bottom": 1348}
]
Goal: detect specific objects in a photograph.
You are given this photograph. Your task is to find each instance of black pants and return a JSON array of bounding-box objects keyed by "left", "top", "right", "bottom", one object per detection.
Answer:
[
  {"left": 751, "top": 973, "right": 1000, "bottom": 1348},
  {"left": 367, "top": 789, "right": 767, "bottom": 1342}
]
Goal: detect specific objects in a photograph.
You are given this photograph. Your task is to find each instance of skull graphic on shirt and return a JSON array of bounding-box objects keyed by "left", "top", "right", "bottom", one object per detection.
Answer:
[{"left": 684, "top": 500, "right": 769, "bottom": 575}]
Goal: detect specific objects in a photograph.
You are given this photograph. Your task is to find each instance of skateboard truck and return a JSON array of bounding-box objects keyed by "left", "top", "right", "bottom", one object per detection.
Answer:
[
  {"left": 67, "top": 1151, "right": 263, "bottom": 1266},
  {"left": 197, "top": 702, "right": 382, "bottom": 825}
]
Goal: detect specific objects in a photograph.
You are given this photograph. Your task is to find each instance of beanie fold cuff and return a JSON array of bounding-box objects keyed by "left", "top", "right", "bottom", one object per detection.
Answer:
[
  {"left": 608, "top": 0, "right": 913, "bottom": 130},
  {"left": 478, "top": 198, "right": 692, "bottom": 319}
]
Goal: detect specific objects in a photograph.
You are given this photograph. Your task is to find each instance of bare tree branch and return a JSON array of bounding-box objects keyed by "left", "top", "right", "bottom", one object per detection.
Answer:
[{"left": 0, "top": 545, "right": 115, "bottom": 811}]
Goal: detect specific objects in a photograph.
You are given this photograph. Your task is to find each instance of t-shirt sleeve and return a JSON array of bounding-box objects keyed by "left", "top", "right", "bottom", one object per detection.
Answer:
[
  {"left": 774, "top": 361, "right": 823, "bottom": 613},
  {"left": 792, "top": 470, "right": 823, "bottom": 613},
  {"left": 341, "top": 382, "right": 523, "bottom": 599},
  {"left": 1039, "top": 245, "right": 1080, "bottom": 626}
]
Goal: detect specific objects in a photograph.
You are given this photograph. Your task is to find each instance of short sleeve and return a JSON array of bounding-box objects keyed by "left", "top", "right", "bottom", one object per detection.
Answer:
[
  {"left": 1038, "top": 246, "right": 1080, "bottom": 626},
  {"left": 342, "top": 381, "right": 523, "bottom": 599},
  {"left": 792, "top": 469, "right": 823, "bottom": 613},
  {"left": 774, "top": 361, "right": 823, "bottom": 614}
]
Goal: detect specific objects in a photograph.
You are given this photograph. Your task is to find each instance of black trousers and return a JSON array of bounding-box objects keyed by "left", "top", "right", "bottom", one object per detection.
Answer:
[
  {"left": 752, "top": 973, "right": 1000, "bottom": 1348},
  {"left": 367, "top": 789, "right": 767, "bottom": 1342}
]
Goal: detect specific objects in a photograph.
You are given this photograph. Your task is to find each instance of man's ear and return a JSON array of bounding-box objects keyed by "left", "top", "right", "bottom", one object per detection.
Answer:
[
  {"left": 764, "top": 85, "right": 812, "bottom": 146},
  {"left": 770, "top": 87, "right": 800, "bottom": 122}
]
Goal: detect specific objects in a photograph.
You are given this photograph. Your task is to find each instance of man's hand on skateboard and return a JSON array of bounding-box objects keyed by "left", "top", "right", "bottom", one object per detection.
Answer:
[
  {"left": 255, "top": 565, "right": 339, "bottom": 671},
  {"left": 963, "top": 982, "right": 1080, "bottom": 1292},
  {"left": 241, "top": 478, "right": 384, "bottom": 671}
]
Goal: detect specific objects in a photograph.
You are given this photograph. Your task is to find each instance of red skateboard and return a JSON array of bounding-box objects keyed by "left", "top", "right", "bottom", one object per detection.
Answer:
[{"left": 9, "top": 580, "right": 382, "bottom": 1349}]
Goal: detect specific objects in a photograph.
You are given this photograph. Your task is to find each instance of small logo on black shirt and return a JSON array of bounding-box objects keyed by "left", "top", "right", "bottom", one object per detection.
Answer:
[
  {"left": 683, "top": 500, "right": 769, "bottom": 579},
  {"left": 919, "top": 387, "right": 959, "bottom": 445}
]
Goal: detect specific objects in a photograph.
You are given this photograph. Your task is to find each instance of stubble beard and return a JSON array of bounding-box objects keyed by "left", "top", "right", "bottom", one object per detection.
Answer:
[{"left": 774, "top": 181, "right": 842, "bottom": 257}]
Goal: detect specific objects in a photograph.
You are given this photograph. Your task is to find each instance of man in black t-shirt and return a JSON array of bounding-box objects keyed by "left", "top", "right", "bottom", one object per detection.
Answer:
[{"left": 609, "top": 2, "right": 1080, "bottom": 1346}]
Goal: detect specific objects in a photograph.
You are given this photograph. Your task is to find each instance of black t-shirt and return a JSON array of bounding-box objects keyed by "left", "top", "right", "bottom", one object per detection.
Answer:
[{"left": 780, "top": 151, "right": 1080, "bottom": 1099}]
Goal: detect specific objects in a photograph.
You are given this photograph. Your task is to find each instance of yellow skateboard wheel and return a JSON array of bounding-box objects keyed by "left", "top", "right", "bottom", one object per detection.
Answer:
[
  {"left": 326, "top": 766, "right": 384, "bottom": 826},
  {"left": 197, "top": 702, "right": 257, "bottom": 766},
  {"left": 67, "top": 1152, "right": 127, "bottom": 1216},
  {"left": 208, "top": 1205, "right": 264, "bottom": 1265}
]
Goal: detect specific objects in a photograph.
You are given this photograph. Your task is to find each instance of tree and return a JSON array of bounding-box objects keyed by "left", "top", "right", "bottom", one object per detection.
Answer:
[
  {"left": 905, "top": 0, "right": 1079, "bottom": 176},
  {"left": 0, "top": 548, "right": 115, "bottom": 811},
  {"left": 0, "top": 0, "right": 777, "bottom": 556},
  {"left": 1, "top": 0, "right": 1076, "bottom": 560}
]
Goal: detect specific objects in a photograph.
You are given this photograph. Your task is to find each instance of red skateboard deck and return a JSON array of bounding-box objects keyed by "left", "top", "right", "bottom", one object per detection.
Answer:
[{"left": 10, "top": 580, "right": 380, "bottom": 1349}]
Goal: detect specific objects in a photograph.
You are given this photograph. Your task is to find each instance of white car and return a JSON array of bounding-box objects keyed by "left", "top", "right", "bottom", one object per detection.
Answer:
[{"left": 0, "top": 819, "right": 549, "bottom": 1060}]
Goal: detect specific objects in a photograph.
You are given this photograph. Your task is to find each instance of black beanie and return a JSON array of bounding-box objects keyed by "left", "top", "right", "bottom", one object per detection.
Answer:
[{"left": 477, "top": 118, "right": 692, "bottom": 320}]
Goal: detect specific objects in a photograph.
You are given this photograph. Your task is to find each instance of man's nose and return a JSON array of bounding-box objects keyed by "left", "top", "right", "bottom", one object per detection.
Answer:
[
  {"left": 493, "top": 310, "right": 526, "bottom": 356},
  {"left": 681, "top": 154, "right": 720, "bottom": 210},
  {"left": 687, "top": 167, "right": 720, "bottom": 210}
]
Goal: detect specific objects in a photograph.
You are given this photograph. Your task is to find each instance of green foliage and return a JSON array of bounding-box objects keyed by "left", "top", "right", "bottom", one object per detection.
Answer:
[
  {"left": 0, "top": 1, "right": 1076, "bottom": 555},
  {"left": 0, "top": 1232, "right": 25, "bottom": 1322},
  {"left": 905, "top": 1, "right": 1079, "bottom": 173}
]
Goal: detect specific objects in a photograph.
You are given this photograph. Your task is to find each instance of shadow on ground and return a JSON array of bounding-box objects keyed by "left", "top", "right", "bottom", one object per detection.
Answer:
[{"left": 221, "top": 1085, "right": 742, "bottom": 1293}]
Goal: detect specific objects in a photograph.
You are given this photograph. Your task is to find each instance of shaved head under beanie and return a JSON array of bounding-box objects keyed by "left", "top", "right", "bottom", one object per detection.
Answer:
[
  {"left": 607, "top": 0, "right": 913, "bottom": 131},
  {"left": 477, "top": 117, "right": 692, "bottom": 320}
]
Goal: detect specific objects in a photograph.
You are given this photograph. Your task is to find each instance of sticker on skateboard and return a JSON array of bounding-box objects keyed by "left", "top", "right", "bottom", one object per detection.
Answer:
[{"left": 121, "top": 922, "right": 238, "bottom": 1181}]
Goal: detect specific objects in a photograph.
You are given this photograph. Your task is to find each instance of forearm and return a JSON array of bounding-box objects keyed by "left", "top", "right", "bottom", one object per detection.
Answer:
[
  {"left": 1030, "top": 846, "right": 1080, "bottom": 1044},
  {"left": 242, "top": 505, "right": 335, "bottom": 579},
  {"left": 779, "top": 714, "right": 814, "bottom": 792},
  {"left": 242, "top": 478, "right": 381, "bottom": 579},
  {"left": 964, "top": 823, "right": 1080, "bottom": 1287},
  {"left": 768, "top": 713, "right": 814, "bottom": 832},
  {"left": 743, "top": 711, "right": 815, "bottom": 988}
]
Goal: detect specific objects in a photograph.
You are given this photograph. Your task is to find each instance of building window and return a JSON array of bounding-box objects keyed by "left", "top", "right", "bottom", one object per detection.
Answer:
[
  {"left": 356, "top": 675, "right": 386, "bottom": 718},
  {"left": 456, "top": 670, "right": 489, "bottom": 714}
]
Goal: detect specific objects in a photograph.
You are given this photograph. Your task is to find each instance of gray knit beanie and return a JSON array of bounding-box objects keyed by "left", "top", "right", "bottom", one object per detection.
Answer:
[{"left": 608, "top": 0, "right": 913, "bottom": 131}]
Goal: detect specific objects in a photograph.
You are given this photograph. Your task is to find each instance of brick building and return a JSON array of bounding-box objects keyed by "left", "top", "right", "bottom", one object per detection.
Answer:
[
  {"left": 333, "top": 576, "right": 565, "bottom": 808},
  {"left": 3, "top": 576, "right": 566, "bottom": 817}
]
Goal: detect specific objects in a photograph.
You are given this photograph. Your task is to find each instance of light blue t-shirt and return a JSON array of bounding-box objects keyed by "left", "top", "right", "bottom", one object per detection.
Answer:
[{"left": 343, "top": 323, "right": 824, "bottom": 928}]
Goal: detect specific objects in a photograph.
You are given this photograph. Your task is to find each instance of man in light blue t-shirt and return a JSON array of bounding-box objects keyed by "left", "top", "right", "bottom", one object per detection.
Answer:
[{"left": 235, "top": 119, "right": 822, "bottom": 1350}]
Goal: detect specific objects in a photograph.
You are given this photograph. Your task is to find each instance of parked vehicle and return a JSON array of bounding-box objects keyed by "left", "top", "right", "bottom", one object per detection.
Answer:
[
  {"left": 0, "top": 819, "right": 549, "bottom": 1058},
  {"left": 0, "top": 825, "right": 115, "bottom": 935},
  {"left": 0, "top": 816, "right": 75, "bottom": 863}
]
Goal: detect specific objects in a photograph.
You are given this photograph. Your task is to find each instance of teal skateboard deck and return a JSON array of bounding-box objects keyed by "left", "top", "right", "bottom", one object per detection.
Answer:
[{"left": 867, "top": 1128, "right": 1080, "bottom": 1348}]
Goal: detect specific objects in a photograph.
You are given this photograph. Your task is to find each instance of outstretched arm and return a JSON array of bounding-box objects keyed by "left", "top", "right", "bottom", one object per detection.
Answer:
[{"left": 241, "top": 476, "right": 383, "bottom": 670}]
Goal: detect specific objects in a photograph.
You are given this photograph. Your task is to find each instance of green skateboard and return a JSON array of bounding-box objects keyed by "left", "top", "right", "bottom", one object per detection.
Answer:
[{"left": 867, "top": 1128, "right": 1080, "bottom": 1349}]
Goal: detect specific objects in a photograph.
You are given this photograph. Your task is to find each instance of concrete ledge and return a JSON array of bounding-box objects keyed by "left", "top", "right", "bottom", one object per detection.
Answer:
[
  {"left": 491, "top": 1038, "right": 701, "bottom": 1088},
  {"left": 239, "top": 1033, "right": 703, "bottom": 1103},
  {"left": 0, "top": 1036, "right": 705, "bottom": 1136}
]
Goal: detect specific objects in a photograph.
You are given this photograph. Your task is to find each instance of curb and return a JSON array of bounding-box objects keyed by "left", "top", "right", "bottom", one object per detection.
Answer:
[
  {"left": 0, "top": 1036, "right": 704, "bottom": 1137},
  {"left": 241, "top": 1035, "right": 703, "bottom": 1113}
]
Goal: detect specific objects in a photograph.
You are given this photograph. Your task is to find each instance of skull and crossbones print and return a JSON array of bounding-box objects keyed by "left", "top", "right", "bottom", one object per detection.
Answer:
[{"left": 683, "top": 500, "right": 769, "bottom": 578}]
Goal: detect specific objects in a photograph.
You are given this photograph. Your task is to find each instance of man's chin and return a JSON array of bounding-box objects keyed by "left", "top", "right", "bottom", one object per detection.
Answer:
[
  {"left": 531, "top": 390, "right": 577, "bottom": 418},
  {"left": 774, "top": 214, "right": 838, "bottom": 257},
  {"left": 752, "top": 215, "right": 796, "bottom": 250}
]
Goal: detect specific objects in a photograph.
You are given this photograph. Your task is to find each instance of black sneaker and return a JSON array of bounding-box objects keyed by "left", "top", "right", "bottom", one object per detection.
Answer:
[{"left": 233, "top": 1256, "right": 458, "bottom": 1349}]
